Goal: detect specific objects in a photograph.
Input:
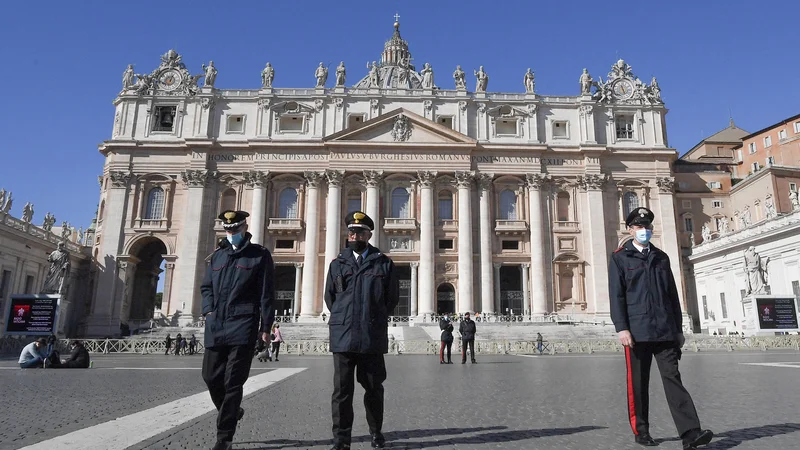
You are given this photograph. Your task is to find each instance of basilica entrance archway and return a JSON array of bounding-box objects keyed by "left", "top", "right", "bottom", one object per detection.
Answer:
[
  {"left": 499, "top": 266, "right": 523, "bottom": 315},
  {"left": 436, "top": 283, "right": 455, "bottom": 314},
  {"left": 274, "top": 265, "right": 296, "bottom": 316},
  {"left": 122, "top": 237, "right": 167, "bottom": 335},
  {"left": 395, "top": 265, "right": 411, "bottom": 316}
]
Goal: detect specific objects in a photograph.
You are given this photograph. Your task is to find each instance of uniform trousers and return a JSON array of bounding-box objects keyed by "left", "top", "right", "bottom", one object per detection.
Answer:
[
  {"left": 439, "top": 341, "right": 452, "bottom": 362},
  {"left": 331, "top": 352, "right": 386, "bottom": 445},
  {"left": 624, "top": 341, "right": 701, "bottom": 438},
  {"left": 461, "top": 339, "right": 475, "bottom": 362},
  {"left": 202, "top": 344, "right": 254, "bottom": 442}
]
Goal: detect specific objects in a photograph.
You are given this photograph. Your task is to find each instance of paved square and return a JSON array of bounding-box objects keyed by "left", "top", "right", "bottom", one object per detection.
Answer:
[{"left": 1, "top": 351, "right": 799, "bottom": 449}]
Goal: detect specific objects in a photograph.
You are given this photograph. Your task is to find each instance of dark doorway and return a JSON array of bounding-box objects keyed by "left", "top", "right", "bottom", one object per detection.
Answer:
[
  {"left": 274, "top": 265, "right": 295, "bottom": 316},
  {"left": 436, "top": 283, "right": 455, "bottom": 314},
  {"left": 395, "top": 265, "right": 411, "bottom": 316},
  {"left": 499, "top": 265, "right": 523, "bottom": 314},
  {"left": 127, "top": 237, "right": 167, "bottom": 334}
]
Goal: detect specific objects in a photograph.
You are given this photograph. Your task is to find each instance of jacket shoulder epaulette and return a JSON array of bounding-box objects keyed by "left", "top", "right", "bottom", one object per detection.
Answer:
[{"left": 613, "top": 246, "right": 625, "bottom": 253}]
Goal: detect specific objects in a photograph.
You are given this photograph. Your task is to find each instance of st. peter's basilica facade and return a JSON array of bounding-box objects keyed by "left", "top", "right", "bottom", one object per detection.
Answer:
[{"left": 87, "top": 21, "right": 683, "bottom": 335}]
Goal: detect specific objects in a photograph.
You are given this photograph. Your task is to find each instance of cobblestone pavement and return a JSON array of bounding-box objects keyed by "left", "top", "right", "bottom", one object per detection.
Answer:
[{"left": 1, "top": 351, "right": 799, "bottom": 450}]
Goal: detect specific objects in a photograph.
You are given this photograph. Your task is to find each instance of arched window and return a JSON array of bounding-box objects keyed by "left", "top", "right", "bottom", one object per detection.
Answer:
[
  {"left": 436, "top": 283, "right": 456, "bottom": 314},
  {"left": 623, "top": 191, "right": 639, "bottom": 218},
  {"left": 347, "top": 189, "right": 362, "bottom": 213},
  {"left": 391, "top": 187, "right": 410, "bottom": 218},
  {"left": 145, "top": 187, "right": 165, "bottom": 219},
  {"left": 438, "top": 191, "right": 453, "bottom": 220},
  {"left": 499, "top": 189, "right": 518, "bottom": 220},
  {"left": 99, "top": 200, "right": 105, "bottom": 221},
  {"left": 220, "top": 188, "right": 236, "bottom": 213},
  {"left": 556, "top": 191, "right": 571, "bottom": 222},
  {"left": 278, "top": 188, "right": 298, "bottom": 218}
]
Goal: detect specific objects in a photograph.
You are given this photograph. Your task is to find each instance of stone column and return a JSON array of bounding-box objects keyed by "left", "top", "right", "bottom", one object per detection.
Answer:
[
  {"left": 323, "top": 170, "right": 344, "bottom": 315},
  {"left": 118, "top": 257, "right": 139, "bottom": 325},
  {"left": 521, "top": 263, "right": 531, "bottom": 316},
  {"left": 168, "top": 170, "right": 212, "bottom": 325},
  {"left": 455, "top": 171, "right": 475, "bottom": 313},
  {"left": 246, "top": 171, "right": 270, "bottom": 245},
  {"left": 135, "top": 181, "right": 145, "bottom": 223},
  {"left": 292, "top": 263, "right": 303, "bottom": 317},
  {"left": 363, "top": 170, "right": 383, "bottom": 247},
  {"left": 417, "top": 171, "right": 437, "bottom": 317},
  {"left": 526, "top": 173, "right": 551, "bottom": 315},
  {"left": 477, "top": 173, "right": 495, "bottom": 314},
  {"left": 656, "top": 177, "right": 686, "bottom": 314},
  {"left": 579, "top": 173, "right": 611, "bottom": 315},
  {"left": 493, "top": 263, "right": 502, "bottom": 314},
  {"left": 161, "top": 261, "right": 176, "bottom": 316},
  {"left": 300, "top": 171, "right": 324, "bottom": 318},
  {"left": 89, "top": 171, "right": 132, "bottom": 336},
  {"left": 410, "top": 262, "right": 419, "bottom": 317}
]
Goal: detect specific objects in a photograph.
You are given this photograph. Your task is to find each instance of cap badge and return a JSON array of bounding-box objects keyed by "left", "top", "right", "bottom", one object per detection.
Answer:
[
  {"left": 353, "top": 211, "right": 365, "bottom": 224},
  {"left": 224, "top": 211, "right": 236, "bottom": 223}
]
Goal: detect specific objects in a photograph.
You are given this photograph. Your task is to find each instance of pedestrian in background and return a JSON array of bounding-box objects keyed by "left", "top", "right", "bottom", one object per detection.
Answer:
[
  {"left": 271, "top": 324, "right": 284, "bottom": 362},
  {"left": 439, "top": 316, "right": 454, "bottom": 364},
  {"left": 174, "top": 333, "right": 182, "bottom": 356},
  {"left": 164, "top": 334, "right": 172, "bottom": 356}
]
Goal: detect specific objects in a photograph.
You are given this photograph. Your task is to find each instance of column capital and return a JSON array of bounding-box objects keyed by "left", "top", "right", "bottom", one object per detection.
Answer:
[
  {"left": 325, "top": 169, "right": 345, "bottom": 187},
  {"left": 577, "top": 173, "right": 608, "bottom": 191},
  {"left": 416, "top": 170, "right": 438, "bottom": 188},
  {"left": 493, "top": 262, "right": 503, "bottom": 269},
  {"left": 454, "top": 171, "right": 476, "bottom": 189},
  {"left": 525, "top": 173, "right": 551, "bottom": 190},
  {"left": 303, "top": 171, "right": 325, "bottom": 188},
  {"left": 164, "top": 263, "right": 175, "bottom": 269},
  {"left": 109, "top": 171, "right": 134, "bottom": 188},
  {"left": 410, "top": 261, "right": 419, "bottom": 268},
  {"left": 243, "top": 170, "right": 270, "bottom": 188},
  {"left": 476, "top": 172, "right": 495, "bottom": 191},
  {"left": 362, "top": 170, "right": 384, "bottom": 187},
  {"left": 181, "top": 170, "right": 216, "bottom": 187},
  {"left": 293, "top": 262, "right": 304, "bottom": 269},
  {"left": 655, "top": 176, "right": 675, "bottom": 194}
]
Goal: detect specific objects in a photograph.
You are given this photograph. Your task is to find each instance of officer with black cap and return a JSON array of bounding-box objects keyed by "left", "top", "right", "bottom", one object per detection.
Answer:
[
  {"left": 609, "top": 207, "right": 713, "bottom": 449},
  {"left": 200, "top": 210, "right": 275, "bottom": 450},
  {"left": 324, "top": 211, "right": 399, "bottom": 450}
]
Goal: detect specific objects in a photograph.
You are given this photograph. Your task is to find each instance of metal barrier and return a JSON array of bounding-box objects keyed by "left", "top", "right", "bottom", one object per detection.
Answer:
[{"left": 2, "top": 336, "right": 799, "bottom": 356}]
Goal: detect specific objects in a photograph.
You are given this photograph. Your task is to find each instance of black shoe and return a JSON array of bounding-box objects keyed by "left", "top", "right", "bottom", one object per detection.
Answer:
[
  {"left": 634, "top": 434, "right": 658, "bottom": 446},
  {"left": 371, "top": 432, "right": 386, "bottom": 448},
  {"left": 447, "top": 361, "right": 453, "bottom": 364},
  {"left": 471, "top": 360, "right": 477, "bottom": 364},
  {"left": 683, "top": 429, "right": 713, "bottom": 449},
  {"left": 440, "top": 360, "right": 445, "bottom": 364},
  {"left": 274, "top": 358, "right": 279, "bottom": 361},
  {"left": 237, "top": 407, "right": 244, "bottom": 421},
  {"left": 461, "top": 361, "right": 466, "bottom": 364},
  {"left": 328, "top": 444, "right": 351, "bottom": 450},
  {"left": 211, "top": 440, "right": 232, "bottom": 450}
]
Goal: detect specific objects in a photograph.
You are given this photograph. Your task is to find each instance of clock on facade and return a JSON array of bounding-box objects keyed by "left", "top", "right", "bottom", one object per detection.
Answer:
[
  {"left": 612, "top": 79, "right": 634, "bottom": 100},
  {"left": 158, "top": 69, "right": 182, "bottom": 91}
]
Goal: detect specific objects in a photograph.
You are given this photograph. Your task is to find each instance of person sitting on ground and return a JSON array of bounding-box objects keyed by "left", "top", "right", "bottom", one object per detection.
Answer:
[
  {"left": 53, "top": 340, "right": 90, "bottom": 368},
  {"left": 19, "top": 338, "right": 47, "bottom": 369}
]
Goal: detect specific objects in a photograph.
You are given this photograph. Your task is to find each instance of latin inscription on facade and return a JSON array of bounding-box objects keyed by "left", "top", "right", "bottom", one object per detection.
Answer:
[{"left": 196, "top": 152, "right": 588, "bottom": 166}]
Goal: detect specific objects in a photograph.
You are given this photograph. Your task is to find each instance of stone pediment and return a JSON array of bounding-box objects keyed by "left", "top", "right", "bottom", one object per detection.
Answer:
[{"left": 325, "top": 108, "right": 476, "bottom": 145}]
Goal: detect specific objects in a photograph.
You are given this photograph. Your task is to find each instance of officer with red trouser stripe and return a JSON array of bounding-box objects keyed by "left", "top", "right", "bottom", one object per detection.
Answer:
[{"left": 609, "top": 207, "right": 713, "bottom": 449}]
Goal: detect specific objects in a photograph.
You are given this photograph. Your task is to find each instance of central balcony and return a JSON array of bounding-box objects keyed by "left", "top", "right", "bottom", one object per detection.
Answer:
[
  {"left": 267, "top": 218, "right": 304, "bottom": 235},
  {"left": 134, "top": 218, "right": 169, "bottom": 231},
  {"left": 440, "top": 219, "right": 458, "bottom": 231},
  {"left": 383, "top": 218, "right": 418, "bottom": 234},
  {"left": 495, "top": 219, "right": 528, "bottom": 235},
  {"left": 553, "top": 221, "right": 580, "bottom": 233}
]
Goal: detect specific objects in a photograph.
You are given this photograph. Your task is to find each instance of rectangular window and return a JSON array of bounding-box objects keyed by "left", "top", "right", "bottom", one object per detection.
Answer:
[
  {"left": 712, "top": 200, "right": 723, "bottom": 208},
  {"left": 707, "top": 181, "right": 722, "bottom": 189},
  {"left": 347, "top": 198, "right": 361, "bottom": 214},
  {"left": 275, "top": 240, "right": 294, "bottom": 249},
  {"left": 496, "top": 119, "right": 517, "bottom": 136},
  {"left": 279, "top": 115, "right": 304, "bottom": 133},
  {"left": 152, "top": 106, "right": 177, "bottom": 132},
  {"left": 779, "top": 129, "right": 787, "bottom": 140},
  {"left": 501, "top": 240, "right": 519, "bottom": 250},
  {"left": 792, "top": 280, "right": 799, "bottom": 299},
  {"left": 437, "top": 116, "right": 454, "bottom": 129},
  {"left": 767, "top": 156, "right": 775, "bottom": 166},
  {"left": 702, "top": 295, "right": 709, "bottom": 320},
  {"left": 752, "top": 162, "right": 760, "bottom": 172},
  {"left": 438, "top": 239, "right": 454, "bottom": 250},
  {"left": 684, "top": 217, "right": 694, "bottom": 232},
  {"left": 615, "top": 116, "right": 634, "bottom": 139},
  {"left": 736, "top": 149, "right": 743, "bottom": 162},
  {"left": 720, "top": 293, "right": 728, "bottom": 319},
  {"left": 347, "top": 114, "right": 365, "bottom": 128},
  {"left": 226, "top": 115, "right": 245, "bottom": 133},
  {"left": 24, "top": 275, "right": 34, "bottom": 294},
  {"left": 552, "top": 121, "right": 568, "bottom": 138},
  {"left": 682, "top": 200, "right": 692, "bottom": 209},
  {"left": 795, "top": 122, "right": 800, "bottom": 133},
  {"left": 764, "top": 136, "right": 772, "bottom": 148},
  {"left": 438, "top": 198, "right": 453, "bottom": 220},
  {"left": 790, "top": 183, "right": 797, "bottom": 192},
  {"left": 748, "top": 142, "right": 756, "bottom": 154}
]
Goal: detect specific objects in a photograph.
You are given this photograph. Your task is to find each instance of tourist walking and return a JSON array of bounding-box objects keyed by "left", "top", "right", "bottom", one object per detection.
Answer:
[
  {"left": 459, "top": 312, "right": 477, "bottom": 364},
  {"left": 189, "top": 334, "right": 197, "bottom": 355},
  {"left": 164, "top": 334, "right": 172, "bottom": 355},
  {"left": 200, "top": 210, "right": 276, "bottom": 450},
  {"left": 180, "top": 337, "right": 187, "bottom": 355},
  {"left": 324, "top": 211, "right": 399, "bottom": 450},
  {"left": 271, "top": 324, "right": 284, "bottom": 361},
  {"left": 610, "top": 207, "right": 713, "bottom": 449},
  {"left": 174, "top": 333, "right": 182, "bottom": 356},
  {"left": 439, "top": 316, "right": 454, "bottom": 364},
  {"left": 536, "top": 332, "right": 544, "bottom": 354}
]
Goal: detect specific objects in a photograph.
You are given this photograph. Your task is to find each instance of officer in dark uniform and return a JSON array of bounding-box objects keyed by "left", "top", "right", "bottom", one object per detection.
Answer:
[
  {"left": 200, "top": 210, "right": 275, "bottom": 450},
  {"left": 609, "top": 207, "right": 713, "bottom": 449},
  {"left": 324, "top": 211, "right": 399, "bottom": 450}
]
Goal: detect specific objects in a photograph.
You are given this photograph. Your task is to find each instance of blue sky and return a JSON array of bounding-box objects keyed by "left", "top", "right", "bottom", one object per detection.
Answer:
[{"left": 0, "top": 0, "right": 797, "bottom": 229}]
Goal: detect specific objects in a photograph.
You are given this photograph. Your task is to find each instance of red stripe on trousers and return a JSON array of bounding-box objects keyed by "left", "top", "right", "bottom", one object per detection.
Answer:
[
  {"left": 440, "top": 342, "right": 445, "bottom": 361},
  {"left": 625, "top": 346, "right": 638, "bottom": 435}
]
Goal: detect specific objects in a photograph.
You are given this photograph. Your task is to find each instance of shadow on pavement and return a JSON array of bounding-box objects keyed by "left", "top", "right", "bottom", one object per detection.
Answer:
[
  {"left": 240, "top": 425, "right": 606, "bottom": 449},
  {"left": 703, "top": 423, "right": 800, "bottom": 450}
]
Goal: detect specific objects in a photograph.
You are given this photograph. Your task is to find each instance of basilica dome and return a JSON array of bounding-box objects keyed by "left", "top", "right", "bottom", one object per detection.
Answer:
[{"left": 352, "top": 21, "right": 430, "bottom": 89}]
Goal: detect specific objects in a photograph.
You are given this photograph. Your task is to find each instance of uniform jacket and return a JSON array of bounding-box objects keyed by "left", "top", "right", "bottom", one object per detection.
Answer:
[
  {"left": 609, "top": 240, "right": 683, "bottom": 343},
  {"left": 324, "top": 245, "right": 399, "bottom": 354},
  {"left": 439, "top": 319, "right": 454, "bottom": 343},
  {"left": 201, "top": 233, "right": 276, "bottom": 348},
  {"left": 459, "top": 319, "right": 477, "bottom": 341}
]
